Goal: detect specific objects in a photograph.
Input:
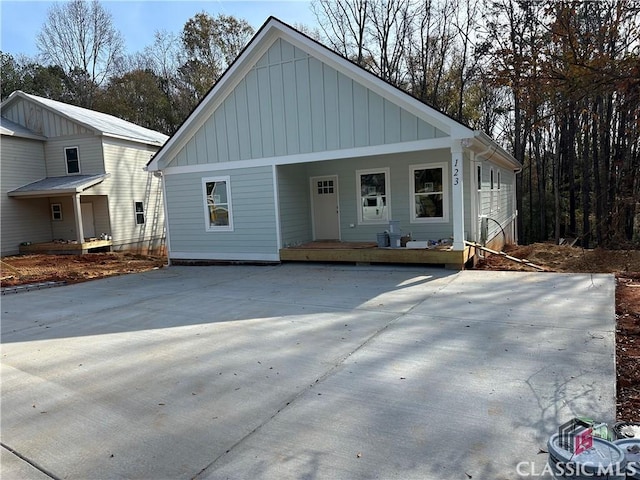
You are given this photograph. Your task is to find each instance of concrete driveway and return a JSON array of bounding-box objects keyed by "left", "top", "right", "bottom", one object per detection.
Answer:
[{"left": 1, "top": 264, "right": 615, "bottom": 479}]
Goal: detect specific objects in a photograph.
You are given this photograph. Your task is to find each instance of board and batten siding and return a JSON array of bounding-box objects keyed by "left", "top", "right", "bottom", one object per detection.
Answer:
[
  {"left": 2, "top": 97, "right": 93, "bottom": 138},
  {"left": 170, "top": 38, "right": 446, "bottom": 167},
  {"left": 277, "top": 164, "right": 311, "bottom": 247},
  {"left": 92, "top": 139, "right": 164, "bottom": 250},
  {"left": 165, "top": 166, "right": 278, "bottom": 260},
  {"left": 44, "top": 136, "right": 105, "bottom": 177},
  {"left": 0, "top": 135, "right": 51, "bottom": 255}
]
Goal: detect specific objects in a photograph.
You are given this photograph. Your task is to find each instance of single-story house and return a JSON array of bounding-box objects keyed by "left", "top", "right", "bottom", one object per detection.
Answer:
[
  {"left": 146, "top": 17, "right": 521, "bottom": 268},
  {"left": 1, "top": 91, "right": 168, "bottom": 256}
]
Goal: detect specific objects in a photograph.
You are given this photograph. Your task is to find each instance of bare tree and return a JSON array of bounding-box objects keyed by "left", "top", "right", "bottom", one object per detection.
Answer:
[
  {"left": 312, "top": 0, "right": 370, "bottom": 65},
  {"left": 36, "top": 0, "right": 123, "bottom": 106}
]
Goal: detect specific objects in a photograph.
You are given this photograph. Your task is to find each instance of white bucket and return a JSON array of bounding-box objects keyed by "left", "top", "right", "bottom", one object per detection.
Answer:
[{"left": 548, "top": 433, "right": 627, "bottom": 479}]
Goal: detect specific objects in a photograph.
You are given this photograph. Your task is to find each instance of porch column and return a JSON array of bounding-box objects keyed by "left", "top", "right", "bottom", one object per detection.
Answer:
[
  {"left": 451, "top": 140, "right": 465, "bottom": 250},
  {"left": 73, "top": 194, "right": 84, "bottom": 244}
]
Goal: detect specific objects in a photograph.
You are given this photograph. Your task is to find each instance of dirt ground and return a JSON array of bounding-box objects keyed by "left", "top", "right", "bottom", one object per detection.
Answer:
[
  {"left": 0, "top": 252, "right": 166, "bottom": 287},
  {"left": 1, "top": 245, "right": 638, "bottom": 422}
]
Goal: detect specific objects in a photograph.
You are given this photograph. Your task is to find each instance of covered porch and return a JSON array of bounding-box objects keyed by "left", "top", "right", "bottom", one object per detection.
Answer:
[
  {"left": 8, "top": 174, "right": 111, "bottom": 255},
  {"left": 280, "top": 241, "right": 476, "bottom": 269}
]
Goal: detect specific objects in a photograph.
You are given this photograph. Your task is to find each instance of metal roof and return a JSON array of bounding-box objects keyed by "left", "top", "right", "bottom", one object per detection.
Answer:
[
  {"left": 3, "top": 92, "right": 168, "bottom": 146},
  {"left": 0, "top": 116, "right": 46, "bottom": 140},
  {"left": 8, "top": 174, "right": 109, "bottom": 197}
]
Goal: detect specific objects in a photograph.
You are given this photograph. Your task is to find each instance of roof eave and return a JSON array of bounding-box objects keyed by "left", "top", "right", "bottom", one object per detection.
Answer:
[{"left": 470, "top": 131, "right": 522, "bottom": 171}]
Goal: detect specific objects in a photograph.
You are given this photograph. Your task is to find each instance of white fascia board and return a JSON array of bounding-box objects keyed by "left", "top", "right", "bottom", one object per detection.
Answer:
[
  {"left": 470, "top": 131, "right": 521, "bottom": 170},
  {"left": 162, "top": 137, "right": 453, "bottom": 176},
  {"left": 102, "top": 132, "right": 165, "bottom": 148},
  {"left": 169, "top": 251, "right": 280, "bottom": 262},
  {"left": 148, "top": 27, "right": 278, "bottom": 172}
]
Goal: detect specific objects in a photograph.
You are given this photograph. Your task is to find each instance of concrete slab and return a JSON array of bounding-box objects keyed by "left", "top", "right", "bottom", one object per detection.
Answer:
[{"left": 0, "top": 265, "right": 615, "bottom": 479}]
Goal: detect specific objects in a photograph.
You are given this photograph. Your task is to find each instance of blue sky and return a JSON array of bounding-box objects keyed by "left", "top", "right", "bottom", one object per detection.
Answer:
[{"left": 0, "top": 0, "right": 317, "bottom": 59}]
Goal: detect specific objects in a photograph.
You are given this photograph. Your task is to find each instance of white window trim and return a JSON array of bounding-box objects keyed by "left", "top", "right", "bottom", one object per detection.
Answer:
[
  {"left": 64, "top": 146, "right": 81, "bottom": 175},
  {"left": 134, "top": 201, "right": 145, "bottom": 225},
  {"left": 51, "top": 203, "right": 62, "bottom": 221},
  {"left": 356, "top": 167, "right": 390, "bottom": 225},
  {"left": 202, "top": 175, "right": 234, "bottom": 232},
  {"left": 409, "top": 162, "right": 449, "bottom": 224}
]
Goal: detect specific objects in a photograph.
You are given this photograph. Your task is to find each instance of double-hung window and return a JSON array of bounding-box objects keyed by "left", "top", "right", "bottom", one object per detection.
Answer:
[
  {"left": 410, "top": 163, "right": 449, "bottom": 223},
  {"left": 65, "top": 147, "right": 80, "bottom": 174},
  {"left": 51, "top": 203, "right": 62, "bottom": 221},
  {"left": 134, "top": 201, "right": 145, "bottom": 225},
  {"left": 202, "top": 176, "right": 233, "bottom": 231},
  {"left": 357, "top": 168, "right": 390, "bottom": 224}
]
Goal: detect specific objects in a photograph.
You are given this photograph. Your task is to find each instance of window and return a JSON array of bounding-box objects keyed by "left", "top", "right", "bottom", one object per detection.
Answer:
[
  {"left": 134, "top": 201, "right": 145, "bottom": 225},
  {"left": 202, "top": 176, "right": 233, "bottom": 231},
  {"left": 65, "top": 147, "right": 80, "bottom": 174},
  {"left": 497, "top": 170, "right": 501, "bottom": 190},
  {"left": 410, "top": 163, "right": 449, "bottom": 223},
  {"left": 51, "top": 203, "right": 62, "bottom": 221},
  {"left": 490, "top": 167, "right": 495, "bottom": 190},
  {"left": 317, "top": 179, "right": 334, "bottom": 195},
  {"left": 357, "top": 168, "right": 389, "bottom": 224},
  {"left": 477, "top": 165, "right": 482, "bottom": 190}
]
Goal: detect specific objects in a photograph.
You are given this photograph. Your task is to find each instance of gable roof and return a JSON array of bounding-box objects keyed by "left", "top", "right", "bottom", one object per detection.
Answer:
[
  {"left": 147, "top": 16, "right": 518, "bottom": 171},
  {"left": 1, "top": 91, "right": 168, "bottom": 147},
  {"left": 0, "top": 116, "right": 46, "bottom": 140}
]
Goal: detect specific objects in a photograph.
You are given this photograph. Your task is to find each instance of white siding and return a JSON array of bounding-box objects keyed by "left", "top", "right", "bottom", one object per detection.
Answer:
[
  {"left": 165, "top": 166, "right": 277, "bottom": 259},
  {"left": 44, "top": 136, "right": 105, "bottom": 177},
  {"left": 2, "top": 97, "right": 93, "bottom": 137},
  {"left": 0, "top": 135, "right": 51, "bottom": 255},
  {"left": 95, "top": 139, "right": 165, "bottom": 251},
  {"left": 170, "top": 38, "right": 446, "bottom": 167}
]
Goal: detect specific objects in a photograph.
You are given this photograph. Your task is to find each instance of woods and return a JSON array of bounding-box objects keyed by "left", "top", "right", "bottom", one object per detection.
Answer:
[{"left": 2, "top": 0, "right": 638, "bottom": 248}]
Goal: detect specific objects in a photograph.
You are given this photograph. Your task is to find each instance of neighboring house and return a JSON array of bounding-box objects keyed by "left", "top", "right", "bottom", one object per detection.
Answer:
[
  {"left": 1, "top": 91, "right": 168, "bottom": 256},
  {"left": 146, "top": 17, "right": 521, "bottom": 267}
]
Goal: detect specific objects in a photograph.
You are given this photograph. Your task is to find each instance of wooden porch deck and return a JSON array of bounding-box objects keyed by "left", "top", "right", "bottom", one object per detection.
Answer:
[
  {"left": 280, "top": 242, "right": 475, "bottom": 269},
  {"left": 19, "top": 240, "right": 113, "bottom": 255}
]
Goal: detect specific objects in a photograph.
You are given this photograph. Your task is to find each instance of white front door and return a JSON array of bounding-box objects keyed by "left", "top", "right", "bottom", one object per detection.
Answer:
[
  {"left": 311, "top": 175, "right": 340, "bottom": 240},
  {"left": 80, "top": 202, "right": 96, "bottom": 238}
]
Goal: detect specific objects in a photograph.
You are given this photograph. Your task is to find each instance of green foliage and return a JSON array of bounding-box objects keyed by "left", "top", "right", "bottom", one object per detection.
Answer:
[{"left": 179, "top": 12, "right": 254, "bottom": 100}]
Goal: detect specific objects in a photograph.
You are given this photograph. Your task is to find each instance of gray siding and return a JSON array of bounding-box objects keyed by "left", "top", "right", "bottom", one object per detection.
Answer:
[
  {"left": 0, "top": 135, "right": 51, "bottom": 255},
  {"left": 44, "top": 136, "right": 105, "bottom": 177},
  {"left": 477, "top": 163, "right": 516, "bottom": 242},
  {"left": 277, "top": 164, "right": 311, "bottom": 246},
  {"left": 165, "top": 166, "right": 277, "bottom": 257},
  {"left": 2, "top": 98, "right": 93, "bottom": 137},
  {"left": 171, "top": 38, "right": 446, "bottom": 167},
  {"left": 304, "top": 149, "right": 454, "bottom": 243}
]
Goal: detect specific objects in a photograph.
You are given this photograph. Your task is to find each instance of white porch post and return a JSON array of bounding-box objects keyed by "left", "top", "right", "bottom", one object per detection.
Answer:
[
  {"left": 451, "top": 140, "right": 465, "bottom": 250},
  {"left": 73, "top": 194, "right": 84, "bottom": 244}
]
